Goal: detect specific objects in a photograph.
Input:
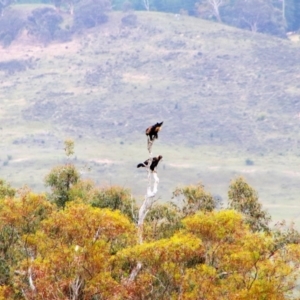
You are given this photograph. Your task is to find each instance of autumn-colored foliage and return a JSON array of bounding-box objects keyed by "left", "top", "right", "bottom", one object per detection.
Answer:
[
  {"left": 182, "top": 210, "right": 300, "bottom": 299},
  {"left": 0, "top": 173, "right": 299, "bottom": 299},
  {"left": 14, "top": 201, "right": 136, "bottom": 299}
]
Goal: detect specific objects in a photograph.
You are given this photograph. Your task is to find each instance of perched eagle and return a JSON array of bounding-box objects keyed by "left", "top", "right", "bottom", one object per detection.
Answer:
[
  {"left": 145, "top": 122, "right": 163, "bottom": 141},
  {"left": 137, "top": 155, "right": 163, "bottom": 172}
]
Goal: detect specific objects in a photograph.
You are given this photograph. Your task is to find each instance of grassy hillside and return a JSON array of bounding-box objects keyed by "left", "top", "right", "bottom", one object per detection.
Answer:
[{"left": 1, "top": 8, "right": 300, "bottom": 225}]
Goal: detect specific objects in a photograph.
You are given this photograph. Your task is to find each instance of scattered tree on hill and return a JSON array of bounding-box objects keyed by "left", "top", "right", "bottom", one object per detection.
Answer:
[
  {"left": 150, "top": 0, "right": 191, "bottom": 13},
  {"left": 73, "top": 1, "right": 109, "bottom": 30},
  {"left": 228, "top": 176, "right": 271, "bottom": 232},
  {"left": 173, "top": 182, "right": 216, "bottom": 216},
  {"left": 0, "top": 179, "right": 15, "bottom": 199},
  {"left": 198, "top": 0, "right": 227, "bottom": 22},
  {"left": 45, "top": 164, "right": 80, "bottom": 207},
  {"left": 27, "top": 7, "right": 64, "bottom": 44},
  {"left": 1, "top": 0, "right": 299, "bottom": 47},
  {"left": 142, "top": 0, "right": 150, "bottom": 11},
  {"left": 59, "top": 0, "right": 78, "bottom": 15},
  {"left": 52, "top": 0, "right": 112, "bottom": 15},
  {"left": 52, "top": 0, "right": 62, "bottom": 12},
  {"left": 282, "top": 0, "right": 300, "bottom": 31},
  {"left": 0, "top": 10, "right": 25, "bottom": 47},
  {"left": 228, "top": 0, "right": 285, "bottom": 35},
  {"left": 45, "top": 140, "right": 80, "bottom": 207},
  {"left": 0, "top": 0, "right": 13, "bottom": 16},
  {"left": 90, "top": 185, "right": 138, "bottom": 221}
]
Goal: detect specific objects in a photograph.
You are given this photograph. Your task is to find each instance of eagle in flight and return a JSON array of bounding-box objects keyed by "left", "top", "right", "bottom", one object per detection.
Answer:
[
  {"left": 145, "top": 122, "right": 163, "bottom": 141},
  {"left": 137, "top": 155, "right": 163, "bottom": 172}
]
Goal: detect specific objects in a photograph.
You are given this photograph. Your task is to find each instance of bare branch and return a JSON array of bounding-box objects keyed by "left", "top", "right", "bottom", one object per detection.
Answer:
[
  {"left": 128, "top": 131, "right": 161, "bottom": 282},
  {"left": 93, "top": 227, "right": 101, "bottom": 242},
  {"left": 128, "top": 262, "right": 142, "bottom": 282},
  {"left": 70, "top": 276, "right": 84, "bottom": 300},
  {"left": 28, "top": 265, "right": 36, "bottom": 292},
  {"left": 207, "top": 0, "right": 225, "bottom": 22},
  {"left": 147, "top": 137, "right": 153, "bottom": 153}
]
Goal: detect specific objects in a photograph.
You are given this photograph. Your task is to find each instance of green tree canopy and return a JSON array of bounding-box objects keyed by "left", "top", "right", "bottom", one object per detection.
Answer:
[{"left": 228, "top": 176, "right": 271, "bottom": 232}]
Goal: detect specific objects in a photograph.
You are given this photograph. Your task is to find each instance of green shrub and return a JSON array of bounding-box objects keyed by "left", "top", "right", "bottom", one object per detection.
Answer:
[
  {"left": 27, "top": 7, "right": 65, "bottom": 44},
  {"left": 73, "top": 3, "right": 108, "bottom": 30},
  {"left": 0, "top": 11, "right": 25, "bottom": 47}
]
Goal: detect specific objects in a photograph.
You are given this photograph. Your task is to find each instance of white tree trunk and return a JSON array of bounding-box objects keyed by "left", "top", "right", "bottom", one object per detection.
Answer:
[
  {"left": 208, "top": 0, "right": 223, "bottom": 23},
  {"left": 143, "top": 0, "right": 150, "bottom": 11},
  {"left": 128, "top": 137, "right": 160, "bottom": 282}
]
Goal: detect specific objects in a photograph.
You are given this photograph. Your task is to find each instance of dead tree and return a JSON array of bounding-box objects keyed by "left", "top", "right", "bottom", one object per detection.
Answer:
[
  {"left": 128, "top": 124, "right": 163, "bottom": 282},
  {"left": 143, "top": 0, "right": 150, "bottom": 11},
  {"left": 206, "top": 0, "right": 226, "bottom": 23}
]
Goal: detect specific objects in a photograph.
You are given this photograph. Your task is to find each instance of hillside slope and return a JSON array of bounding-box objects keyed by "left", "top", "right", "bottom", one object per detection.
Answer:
[
  {"left": 1, "top": 10, "right": 300, "bottom": 224},
  {"left": 2, "top": 10, "right": 300, "bottom": 151}
]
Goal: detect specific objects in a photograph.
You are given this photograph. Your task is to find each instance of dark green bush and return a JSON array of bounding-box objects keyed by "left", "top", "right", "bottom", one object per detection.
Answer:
[
  {"left": 73, "top": 3, "right": 108, "bottom": 30},
  {"left": 121, "top": 13, "right": 137, "bottom": 27},
  {"left": 27, "top": 7, "right": 64, "bottom": 44},
  {"left": 0, "top": 11, "right": 25, "bottom": 47}
]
